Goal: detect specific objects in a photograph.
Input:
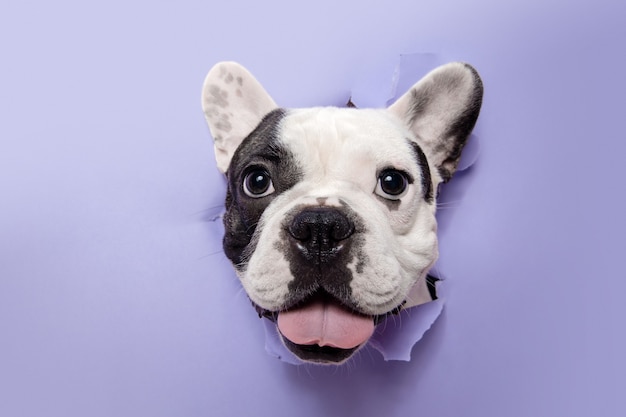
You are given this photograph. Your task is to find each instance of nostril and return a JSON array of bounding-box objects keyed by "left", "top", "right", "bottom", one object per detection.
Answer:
[
  {"left": 330, "top": 216, "right": 354, "bottom": 241},
  {"left": 288, "top": 208, "right": 354, "bottom": 244},
  {"left": 288, "top": 217, "right": 312, "bottom": 241}
]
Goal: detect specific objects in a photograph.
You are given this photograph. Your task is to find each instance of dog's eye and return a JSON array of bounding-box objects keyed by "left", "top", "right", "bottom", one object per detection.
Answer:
[
  {"left": 375, "top": 169, "right": 409, "bottom": 200},
  {"left": 243, "top": 169, "right": 275, "bottom": 198}
]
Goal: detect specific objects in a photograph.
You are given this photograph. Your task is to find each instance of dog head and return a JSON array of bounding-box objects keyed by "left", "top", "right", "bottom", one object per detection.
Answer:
[{"left": 201, "top": 62, "right": 482, "bottom": 364}]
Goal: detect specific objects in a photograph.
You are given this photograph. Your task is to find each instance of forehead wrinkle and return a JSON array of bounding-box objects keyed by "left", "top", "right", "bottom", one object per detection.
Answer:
[
  {"left": 281, "top": 108, "right": 417, "bottom": 184},
  {"left": 281, "top": 109, "right": 341, "bottom": 177}
]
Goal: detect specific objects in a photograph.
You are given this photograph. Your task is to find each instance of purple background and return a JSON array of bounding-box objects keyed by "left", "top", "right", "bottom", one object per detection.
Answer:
[{"left": 1, "top": 1, "right": 625, "bottom": 416}]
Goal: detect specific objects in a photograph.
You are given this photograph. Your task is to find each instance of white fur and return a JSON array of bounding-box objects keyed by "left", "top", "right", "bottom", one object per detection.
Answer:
[
  {"left": 201, "top": 61, "right": 480, "bottom": 314},
  {"left": 201, "top": 62, "right": 277, "bottom": 173}
]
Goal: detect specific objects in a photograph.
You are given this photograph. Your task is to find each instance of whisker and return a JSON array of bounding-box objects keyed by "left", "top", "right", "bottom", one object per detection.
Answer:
[
  {"left": 189, "top": 204, "right": 224, "bottom": 219},
  {"left": 234, "top": 286, "right": 248, "bottom": 301},
  {"left": 378, "top": 315, "right": 389, "bottom": 332},
  {"left": 363, "top": 342, "right": 377, "bottom": 365},
  {"left": 436, "top": 202, "right": 461, "bottom": 210},
  {"left": 192, "top": 204, "right": 224, "bottom": 213},
  {"left": 437, "top": 199, "right": 462, "bottom": 205},
  {"left": 195, "top": 248, "right": 224, "bottom": 260}
]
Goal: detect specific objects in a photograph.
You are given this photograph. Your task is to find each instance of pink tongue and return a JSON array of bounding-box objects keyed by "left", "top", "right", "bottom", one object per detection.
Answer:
[{"left": 277, "top": 299, "right": 374, "bottom": 349}]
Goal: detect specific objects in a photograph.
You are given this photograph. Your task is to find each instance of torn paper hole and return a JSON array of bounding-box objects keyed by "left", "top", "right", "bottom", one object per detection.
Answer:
[{"left": 262, "top": 279, "right": 445, "bottom": 364}]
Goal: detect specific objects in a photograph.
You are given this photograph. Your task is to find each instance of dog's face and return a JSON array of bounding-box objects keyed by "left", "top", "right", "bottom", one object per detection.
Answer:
[{"left": 202, "top": 62, "right": 482, "bottom": 364}]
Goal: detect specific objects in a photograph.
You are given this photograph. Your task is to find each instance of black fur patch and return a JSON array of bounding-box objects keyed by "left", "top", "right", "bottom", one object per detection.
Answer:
[
  {"left": 276, "top": 203, "right": 368, "bottom": 311},
  {"left": 222, "top": 109, "right": 303, "bottom": 268},
  {"left": 407, "top": 140, "right": 433, "bottom": 203}
]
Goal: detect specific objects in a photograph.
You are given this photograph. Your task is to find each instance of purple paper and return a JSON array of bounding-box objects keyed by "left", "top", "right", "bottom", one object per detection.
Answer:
[{"left": 2, "top": 1, "right": 626, "bottom": 416}]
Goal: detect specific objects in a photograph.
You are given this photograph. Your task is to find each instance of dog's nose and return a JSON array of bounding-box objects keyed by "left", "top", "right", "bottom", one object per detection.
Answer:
[{"left": 288, "top": 208, "right": 354, "bottom": 259}]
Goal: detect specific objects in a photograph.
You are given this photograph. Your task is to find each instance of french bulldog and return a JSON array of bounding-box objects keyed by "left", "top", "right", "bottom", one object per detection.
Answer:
[{"left": 201, "top": 61, "right": 482, "bottom": 364}]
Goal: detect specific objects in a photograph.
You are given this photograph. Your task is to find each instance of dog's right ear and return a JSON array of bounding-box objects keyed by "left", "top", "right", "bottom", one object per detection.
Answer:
[
  {"left": 202, "top": 62, "right": 278, "bottom": 173},
  {"left": 388, "top": 63, "right": 483, "bottom": 183}
]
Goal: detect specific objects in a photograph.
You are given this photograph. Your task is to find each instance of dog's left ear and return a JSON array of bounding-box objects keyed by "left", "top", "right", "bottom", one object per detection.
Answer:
[
  {"left": 202, "top": 62, "right": 278, "bottom": 173},
  {"left": 388, "top": 63, "right": 483, "bottom": 182}
]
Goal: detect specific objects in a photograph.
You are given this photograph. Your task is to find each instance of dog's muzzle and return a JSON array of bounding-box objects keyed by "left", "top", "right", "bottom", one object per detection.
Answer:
[
  {"left": 263, "top": 206, "right": 377, "bottom": 363},
  {"left": 254, "top": 206, "right": 412, "bottom": 364}
]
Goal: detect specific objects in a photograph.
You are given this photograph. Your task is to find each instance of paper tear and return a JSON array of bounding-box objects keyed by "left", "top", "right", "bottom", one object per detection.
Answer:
[
  {"left": 350, "top": 52, "right": 481, "bottom": 174},
  {"left": 201, "top": 206, "right": 224, "bottom": 223},
  {"left": 457, "top": 133, "right": 480, "bottom": 172},
  {"left": 263, "top": 318, "right": 304, "bottom": 365},
  {"left": 262, "top": 281, "right": 445, "bottom": 364},
  {"left": 368, "top": 283, "right": 445, "bottom": 361},
  {"left": 205, "top": 213, "right": 223, "bottom": 223},
  {"left": 387, "top": 53, "right": 442, "bottom": 106}
]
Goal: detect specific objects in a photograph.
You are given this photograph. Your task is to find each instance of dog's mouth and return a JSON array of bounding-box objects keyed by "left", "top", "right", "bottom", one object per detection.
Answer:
[
  {"left": 280, "top": 337, "right": 360, "bottom": 364},
  {"left": 277, "top": 291, "right": 375, "bottom": 364},
  {"left": 254, "top": 290, "right": 405, "bottom": 364},
  {"left": 252, "top": 277, "right": 437, "bottom": 364}
]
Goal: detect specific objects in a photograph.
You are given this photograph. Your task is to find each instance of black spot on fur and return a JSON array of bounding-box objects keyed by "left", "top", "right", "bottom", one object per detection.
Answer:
[
  {"left": 222, "top": 109, "right": 302, "bottom": 268},
  {"left": 206, "top": 84, "right": 229, "bottom": 108}
]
